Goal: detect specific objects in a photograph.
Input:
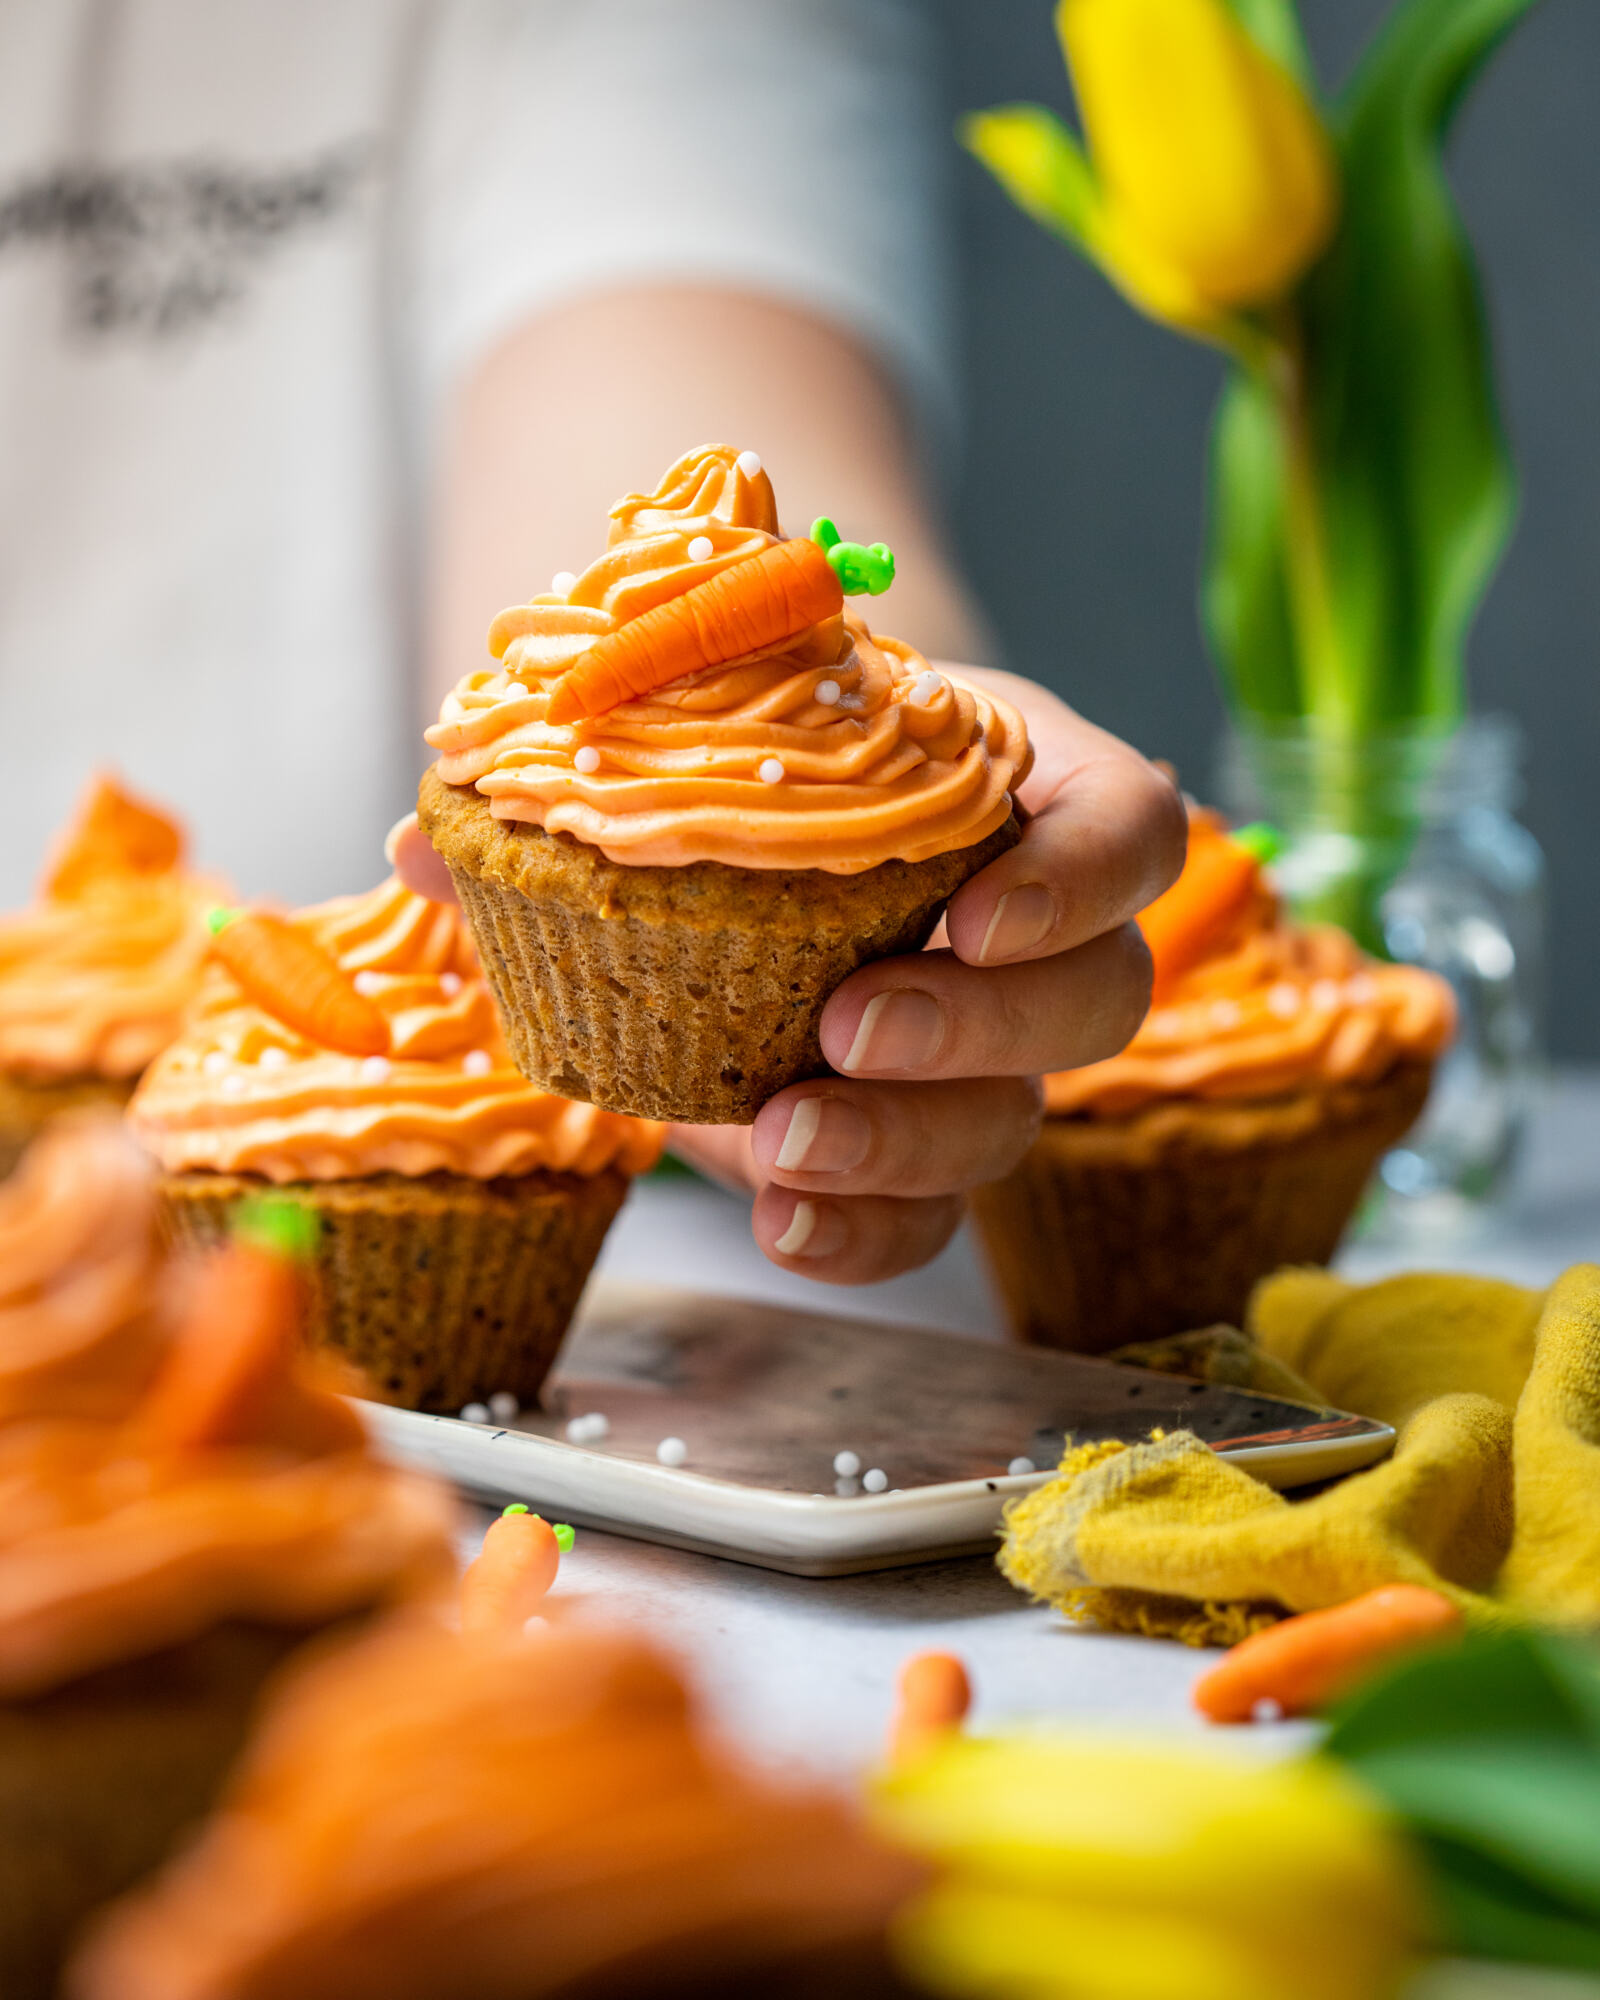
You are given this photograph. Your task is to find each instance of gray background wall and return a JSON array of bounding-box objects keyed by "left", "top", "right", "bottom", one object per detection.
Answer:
[{"left": 929, "top": 0, "right": 1598, "bottom": 1058}]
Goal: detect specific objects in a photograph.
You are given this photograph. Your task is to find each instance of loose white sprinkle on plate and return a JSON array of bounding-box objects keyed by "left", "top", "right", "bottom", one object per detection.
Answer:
[
  {"left": 1008, "top": 1456, "right": 1036, "bottom": 1477},
  {"left": 259, "top": 1047, "right": 290, "bottom": 1070},
  {"left": 687, "top": 535, "right": 713, "bottom": 563},
  {"left": 758, "top": 757, "right": 785, "bottom": 785},
  {"left": 202, "top": 1050, "right": 228, "bottom": 1076},
  {"left": 736, "top": 449, "right": 762, "bottom": 478},
  {"left": 861, "top": 1467, "right": 888, "bottom": 1493},
  {"left": 1252, "top": 1698, "right": 1285, "bottom": 1723},
  {"left": 833, "top": 1449, "right": 861, "bottom": 1477},
  {"left": 573, "top": 745, "right": 601, "bottom": 775},
  {"left": 551, "top": 570, "right": 578, "bottom": 595},
  {"left": 359, "top": 1055, "right": 391, "bottom": 1084},
  {"left": 462, "top": 1049, "right": 492, "bottom": 1077},
  {"left": 656, "top": 1436, "right": 688, "bottom": 1467},
  {"left": 814, "top": 678, "right": 841, "bottom": 706},
  {"left": 459, "top": 1402, "right": 490, "bottom": 1425},
  {"left": 1267, "top": 983, "right": 1302, "bottom": 1019},
  {"left": 352, "top": 970, "right": 383, "bottom": 997},
  {"left": 487, "top": 1391, "right": 519, "bottom": 1423},
  {"left": 440, "top": 972, "right": 462, "bottom": 998}
]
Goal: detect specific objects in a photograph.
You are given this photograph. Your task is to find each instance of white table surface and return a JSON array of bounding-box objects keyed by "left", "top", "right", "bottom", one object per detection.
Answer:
[{"left": 468, "top": 1071, "right": 1600, "bottom": 1779}]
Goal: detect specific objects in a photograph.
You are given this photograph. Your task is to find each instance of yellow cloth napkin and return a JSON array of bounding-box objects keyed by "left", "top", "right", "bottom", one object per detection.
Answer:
[{"left": 1000, "top": 1264, "right": 1600, "bottom": 1643}]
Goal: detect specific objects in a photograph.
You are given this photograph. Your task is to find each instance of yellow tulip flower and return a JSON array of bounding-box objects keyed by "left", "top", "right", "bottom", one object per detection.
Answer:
[
  {"left": 874, "top": 1732, "right": 1427, "bottom": 2000},
  {"left": 963, "top": 0, "right": 1338, "bottom": 341}
]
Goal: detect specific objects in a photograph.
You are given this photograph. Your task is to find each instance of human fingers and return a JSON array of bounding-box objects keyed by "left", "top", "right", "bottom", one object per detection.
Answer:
[
  {"left": 749, "top": 1076, "right": 1042, "bottom": 1198},
  {"left": 752, "top": 1184, "right": 966, "bottom": 1285},
  {"left": 385, "top": 813, "right": 459, "bottom": 905}
]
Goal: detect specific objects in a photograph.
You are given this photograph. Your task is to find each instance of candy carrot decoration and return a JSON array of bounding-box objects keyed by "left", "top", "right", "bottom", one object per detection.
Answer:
[
  {"left": 1137, "top": 813, "right": 1268, "bottom": 1000},
  {"left": 1192, "top": 1585, "right": 1464, "bottom": 1723},
  {"left": 209, "top": 908, "right": 390, "bottom": 1058},
  {"left": 460, "top": 1504, "right": 569, "bottom": 1638},
  {"left": 887, "top": 1650, "right": 972, "bottom": 1764},
  {"left": 545, "top": 521, "right": 895, "bottom": 725}
]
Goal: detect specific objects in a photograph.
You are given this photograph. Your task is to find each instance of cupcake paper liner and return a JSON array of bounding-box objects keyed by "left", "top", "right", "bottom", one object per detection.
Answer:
[
  {"left": 0, "top": 1624, "right": 302, "bottom": 2000},
  {"left": 161, "top": 1167, "right": 628, "bottom": 1412},
  {"left": 420, "top": 766, "right": 1018, "bottom": 1125},
  {"left": 970, "top": 1060, "right": 1435, "bottom": 1355}
]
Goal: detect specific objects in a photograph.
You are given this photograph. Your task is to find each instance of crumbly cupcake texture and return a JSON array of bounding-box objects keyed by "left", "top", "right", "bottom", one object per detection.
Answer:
[
  {"left": 0, "top": 1114, "right": 456, "bottom": 2000},
  {"left": 422, "top": 444, "right": 1030, "bottom": 1123},
  {"left": 129, "top": 873, "right": 662, "bottom": 1409},
  {"left": 970, "top": 811, "right": 1456, "bottom": 1353},
  {"left": 0, "top": 774, "right": 224, "bottom": 1173}
]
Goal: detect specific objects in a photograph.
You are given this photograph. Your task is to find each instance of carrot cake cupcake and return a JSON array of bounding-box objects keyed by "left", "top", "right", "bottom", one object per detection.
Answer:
[
  {"left": 72, "top": 1608, "right": 920, "bottom": 2000},
  {"left": 421, "top": 443, "right": 1030, "bottom": 1123},
  {"left": 0, "top": 774, "right": 223, "bottom": 1174},
  {"left": 129, "top": 871, "right": 663, "bottom": 1411},
  {"left": 0, "top": 1113, "right": 455, "bottom": 1999},
  {"left": 969, "top": 810, "right": 1456, "bottom": 1353}
]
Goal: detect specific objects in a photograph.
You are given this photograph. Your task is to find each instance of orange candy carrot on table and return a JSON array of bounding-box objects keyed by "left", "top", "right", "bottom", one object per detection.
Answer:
[
  {"left": 1192, "top": 1585, "right": 1464, "bottom": 1723},
  {"left": 545, "top": 518, "right": 896, "bottom": 725},
  {"left": 208, "top": 907, "right": 390, "bottom": 1058},
  {"left": 887, "top": 1649, "right": 972, "bottom": 1764},
  {"left": 459, "top": 1504, "right": 574, "bottom": 1639}
]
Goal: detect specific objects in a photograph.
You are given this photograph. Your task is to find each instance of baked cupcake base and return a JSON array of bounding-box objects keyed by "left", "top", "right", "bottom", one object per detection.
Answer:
[
  {"left": 0, "top": 1623, "right": 302, "bottom": 2000},
  {"left": 161, "top": 1167, "right": 628, "bottom": 1411},
  {"left": 420, "top": 766, "right": 1018, "bottom": 1125},
  {"left": 0, "top": 1071, "right": 137, "bottom": 1179},
  {"left": 969, "top": 1060, "right": 1434, "bottom": 1355}
]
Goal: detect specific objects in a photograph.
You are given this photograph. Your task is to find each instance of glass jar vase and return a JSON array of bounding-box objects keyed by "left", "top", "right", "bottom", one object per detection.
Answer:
[{"left": 1220, "top": 715, "right": 1545, "bottom": 1226}]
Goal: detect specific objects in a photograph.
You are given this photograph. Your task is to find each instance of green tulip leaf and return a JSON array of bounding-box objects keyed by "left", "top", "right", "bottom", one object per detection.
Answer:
[
  {"left": 1219, "top": 0, "right": 1316, "bottom": 82},
  {"left": 1325, "top": 1631, "right": 1600, "bottom": 1972},
  {"left": 1203, "top": 0, "right": 1541, "bottom": 733},
  {"left": 959, "top": 104, "right": 1100, "bottom": 260}
]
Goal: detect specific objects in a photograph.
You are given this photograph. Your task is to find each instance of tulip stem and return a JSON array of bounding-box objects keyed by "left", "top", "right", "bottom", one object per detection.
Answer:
[{"left": 1268, "top": 307, "right": 1351, "bottom": 736}]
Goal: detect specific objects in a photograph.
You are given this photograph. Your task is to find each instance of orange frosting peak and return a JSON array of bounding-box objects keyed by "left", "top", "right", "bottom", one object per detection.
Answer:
[
  {"left": 0, "top": 774, "right": 225, "bottom": 1081},
  {"left": 0, "top": 1122, "right": 456, "bottom": 1700},
  {"left": 73, "top": 1618, "right": 918, "bottom": 2000},
  {"left": 1048, "top": 808, "right": 1456, "bottom": 1117},
  {"left": 431, "top": 445, "right": 1030, "bottom": 873},
  {"left": 130, "top": 874, "right": 664, "bottom": 1182}
]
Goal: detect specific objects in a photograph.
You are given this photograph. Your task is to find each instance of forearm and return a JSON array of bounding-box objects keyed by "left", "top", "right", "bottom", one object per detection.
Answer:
[{"left": 426, "top": 283, "right": 990, "bottom": 716}]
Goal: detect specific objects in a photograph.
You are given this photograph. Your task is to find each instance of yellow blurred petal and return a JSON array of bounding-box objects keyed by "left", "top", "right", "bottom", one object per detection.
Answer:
[
  {"left": 1057, "top": 0, "right": 1338, "bottom": 308},
  {"left": 959, "top": 104, "right": 1100, "bottom": 247}
]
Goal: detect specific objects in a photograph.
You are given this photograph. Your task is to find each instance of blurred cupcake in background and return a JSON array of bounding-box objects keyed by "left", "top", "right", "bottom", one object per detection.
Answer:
[
  {"left": 0, "top": 774, "right": 225, "bottom": 1175},
  {"left": 130, "top": 871, "right": 663, "bottom": 1412},
  {"left": 970, "top": 810, "right": 1456, "bottom": 1354},
  {"left": 0, "top": 1113, "right": 456, "bottom": 2000},
  {"left": 420, "top": 443, "right": 1028, "bottom": 1125}
]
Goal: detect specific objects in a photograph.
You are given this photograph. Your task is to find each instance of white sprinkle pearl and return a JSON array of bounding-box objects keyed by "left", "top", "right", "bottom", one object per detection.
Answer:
[
  {"left": 359, "top": 1055, "right": 391, "bottom": 1084},
  {"left": 736, "top": 450, "right": 762, "bottom": 478},
  {"left": 1252, "top": 1698, "right": 1285, "bottom": 1723},
  {"left": 910, "top": 670, "right": 943, "bottom": 707},
  {"left": 459, "top": 1402, "right": 490, "bottom": 1425},
  {"left": 551, "top": 571, "right": 578, "bottom": 595},
  {"left": 861, "top": 1467, "right": 889, "bottom": 1493},
  {"left": 1209, "top": 1000, "right": 1243, "bottom": 1031},
  {"left": 1346, "top": 974, "right": 1379, "bottom": 1004},
  {"left": 462, "top": 1049, "right": 493, "bottom": 1077},
  {"left": 259, "top": 1047, "right": 290, "bottom": 1070},
  {"left": 1008, "top": 1456, "right": 1036, "bottom": 1477},
  {"left": 656, "top": 1436, "right": 688, "bottom": 1467},
  {"left": 758, "top": 757, "right": 786, "bottom": 786},
  {"left": 352, "top": 970, "right": 383, "bottom": 997},
  {"left": 221, "top": 1073, "right": 246, "bottom": 1096},
  {"left": 487, "top": 1391, "right": 519, "bottom": 1423},
  {"left": 440, "top": 972, "right": 462, "bottom": 997},
  {"left": 1267, "top": 983, "right": 1302, "bottom": 1019},
  {"left": 833, "top": 1449, "right": 861, "bottom": 1477},
  {"left": 203, "top": 1050, "right": 229, "bottom": 1076},
  {"left": 573, "top": 745, "right": 602, "bottom": 775},
  {"left": 687, "top": 535, "right": 714, "bottom": 563},
  {"left": 1310, "top": 979, "right": 1343, "bottom": 1012},
  {"left": 565, "top": 1411, "right": 611, "bottom": 1444},
  {"left": 814, "top": 679, "right": 842, "bottom": 706}
]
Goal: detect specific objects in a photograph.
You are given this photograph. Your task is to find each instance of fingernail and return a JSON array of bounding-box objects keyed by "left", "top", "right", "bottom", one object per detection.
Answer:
[
  {"left": 774, "top": 1096, "right": 871, "bottom": 1173},
  {"left": 841, "top": 990, "right": 945, "bottom": 1074},
  {"left": 979, "top": 883, "right": 1055, "bottom": 964},
  {"left": 773, "top": 1198, "right": 846, "bottom": 1259}
]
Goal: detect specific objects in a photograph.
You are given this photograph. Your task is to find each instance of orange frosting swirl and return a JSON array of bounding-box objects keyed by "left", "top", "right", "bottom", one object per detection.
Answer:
[
  {"left": 129, "top": 876, "right": 664, "bottom": 1182},
  {"left": 0, "top": 1115, "right": 456, "bottom": 1699},
  {"left": 0, "top": 774, "right": 225, "bottom": 1081},
  {"left": 1047, "top": 812, "right": 1456, "bottom": 1118},
  {"left": 425, "top": 445, "right": 1031, "bottom": 873}
]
